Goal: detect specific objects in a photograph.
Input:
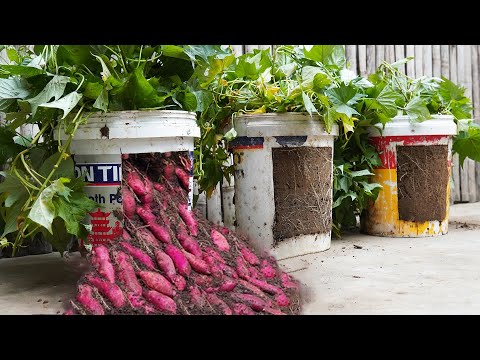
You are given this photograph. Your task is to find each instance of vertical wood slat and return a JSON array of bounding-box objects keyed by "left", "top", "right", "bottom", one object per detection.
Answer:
[
  {"left": 394, "top": 45, "right": 406, "bottom": 73},
  {"left": 245, "top": 45, "right": 272, "bottom": 53},
  {"left": 230, "top": 45, "right": 244, "bottom": 55},
  {"left": 423, "top": 45, "right": 433, "bottom": 77},
  {"left": 405, "top": 45, "right": 416, "bottom": 77},
  {"left": 375, "top": 45, "right": 385, "bottom": 68},
  {"left": 366, "top": 45, "right": 376, "bottom": 75},
  {"left": 440, "top": 45, "right": 450, "bottom": 77},
  {"left": 358, "top": 45, "right": 367, "bottom": 76},
  {"left": 432, "top": 45, "right": 441, "bottom": 78},
  {"left": 385, "top": 45, "right": 395, "bottom": 64},
  {"left": 449, "top": 45, "right": 461, "bottom": 202},
  {"left": 345, "top": 45, "right": 357, "bottom": 73},
  {"left": 415, "top": 45, "right": 423, "bottom": 77},
  {"left": 473, "top": 45, "right": 480, "bottom": 201}
]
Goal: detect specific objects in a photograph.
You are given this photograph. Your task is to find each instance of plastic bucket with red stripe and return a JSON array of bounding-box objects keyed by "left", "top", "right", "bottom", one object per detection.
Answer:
[{"left": 361, "top": 115, "right": 457, "bottom": 237}]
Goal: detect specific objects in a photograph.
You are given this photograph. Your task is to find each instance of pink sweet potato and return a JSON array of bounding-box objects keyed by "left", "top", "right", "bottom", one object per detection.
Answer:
[
  {"left": 149, "top": 223, "right": 171, "bottom": 244},
  {"left": 193, "top": 274, "right": 213, "bottom": 287},
  {"left": 182, "top": 251, "right": 211, "bottom": 275},
  {"left": 64, "top": 308, "right": 76, "bottom": 316},
  {"left": 85, "top": 274, "right": 125, "bottom": 308},
  {"left": 233, "top": 303, "right": 255, "bottom": 315},
  {"left": 260, "top": 260, "right": 277, "bottom": 279},
  {"left": 240, "top": 247, "right": 259, "bottom": 266},
  {"left": 218, "top": 262, "right": 238, "bottom": 279},
  {"left": 120, "top": 242, "right": 156, "bottom": 270},
  {"left": 122, "top": 188, "right": 136, "bottom": 219},
  {"left": 173, "top": 275, "right": 186, "bottom": 291},
  {"left": 164, "top": 163, "right": 176, "bottom": 182},
  {"left": 137, "top": 228, "right": 161, "bottom": 248},
  {"left": 136, "top": 206, "right": 156, "bottom": 224},
  {"left": 153, "top": 182, "right": 165, "bottom": 193},
  {"left": 238, "top": 279, "right": 274, "bottom": 307},
  {"left": 204, "top": 247, "right": 225, "bottom": 264},
  {"left": 206, "top": 293, "right": 232, "bottom": 315},
  {"left": 280, "top": 272, "right": 299, "bottom": 290},
  {"left": 220, "top": 227, "right": 230, "bottom": 235},
  {"left": 248, "top": 266, "right": 262, "bottom": 280},
  {"left": 219, "top": 278, "right": 237, "bottom": 292},
  {"left": 137, "top": 270, "right": 175, "bottom": 297},
  {"left": 76, "top": 284, "right": 104, "bottom": 315},
  {"left": 203, "top": 255, "right": 223, "bottom": 278},
  {"left": 140, "top": 178, "right": 154, "bottom": 207},
  {"left": 275, "top": 293, "right": 290, "bottom": 307},
  {"left": 175, "top": 167, "right": 190, "bottom": 190},
  {"left": 232, "top": 293, "right": 267, "bottom": 312},
  {"left": 264, "top": 307, "right": 286, "bottom": 315},
  {"left": 164, "top": 244, "right": 191, "bottom": 277},
  {"left": 127, "top": 172, "right": 147, "bottom": 197},
  {"left": 236, "top": 256, "right": 250, "bottom": 280},
  {"left": 122, "top": 230, "right": 132, "bottom": 241},
  {"left": 189, "top": 285, "right": 206, "bottom": 308},
  {"left": 249, "top": 277, "right": 283, "bottom": 295},
  {"left": 177, "top": 231, "right": 202, "bottom": 258},
  {"left": 112, "top": 250, "right": 142, "bottom": 295},
  {"left": 143, "top": 290, "right": 177, "bottom": 314},
  {"left": 154, "top": 249, "right": 176, "bottom": 280},
  {"left": 178, "top": 203, "right": 198, "bottom": 236},
  {"left": 91, "top": 245, "right": 115, "bottom": 283},
  {"left": 210, "top": 229, "right": 230, "bottom": 252}
]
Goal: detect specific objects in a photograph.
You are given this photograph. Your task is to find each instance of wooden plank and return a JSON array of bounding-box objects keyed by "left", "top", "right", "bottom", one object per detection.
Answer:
[
  {"left": 358, "top": 45, "right": 367, "bottom": 76},
  {"left": 415, "top": 45, "right": 423, "bottom": 77},
  {"left": 385, "top": 45, "right": 395, "bottom": 64},
  {"left": 474, "top": 45, "right": 480, "bottom": 201},
  {"left": 375, "top": 45, "right": 385, "bottom": 68},
  {"left": 449, "top": 45, "right": 461, "bottom": 202},
  {"left": 230, "top": 45, "right": 244, "bottom": 56},
  {"left": 366, "top": 45, "right": 376, "bottom": 75},
  {"left": 440, "top": 45, "right": 449, "bottom": 78},
  {"left": 432, "top": 45, "right": 441, "bottom": 78},
  {"left": 422, "top": 45, "right": 433, "bottom": 77},
  {"left": 345, "top": 45, "right": 357, "bottom": 73},
  {"left": 245, "top": 45, "right": 271, "bottom": 53},
  {"left": 405, "top": 45, "right": 415, "bottom": 77},
  {"left": 394, "top": 45, "right": 406, "bottom": 73},
  {"left": 463, "top": 46, "right": 476, "bottom": 202}
]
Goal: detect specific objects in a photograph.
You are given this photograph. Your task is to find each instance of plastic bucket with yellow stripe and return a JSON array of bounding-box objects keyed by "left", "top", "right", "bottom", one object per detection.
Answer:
[{"left": 361, "top": 115, "right": 457, "bottom": 237}]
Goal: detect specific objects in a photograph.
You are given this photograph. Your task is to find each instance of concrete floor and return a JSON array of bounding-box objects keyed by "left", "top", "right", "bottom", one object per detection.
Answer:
[{"left": 0, "top": 203, "right": 478, "bottom": 315}]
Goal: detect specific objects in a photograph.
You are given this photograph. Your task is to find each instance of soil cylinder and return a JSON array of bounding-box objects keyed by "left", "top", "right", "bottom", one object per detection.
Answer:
[
  {"left": 57, "top": 110, "right": 199, "bottom": 246},
  {"left": 231, "top": 113, "right": 338, "bottom": 260},
  {"left": 362, "top": 115, "right": 457, "bottom": 237}
]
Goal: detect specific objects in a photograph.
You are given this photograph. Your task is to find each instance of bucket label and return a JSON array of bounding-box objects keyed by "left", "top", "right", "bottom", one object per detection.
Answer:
[{"left": 74, "top": 162, "right": 123, "bottom": 245}]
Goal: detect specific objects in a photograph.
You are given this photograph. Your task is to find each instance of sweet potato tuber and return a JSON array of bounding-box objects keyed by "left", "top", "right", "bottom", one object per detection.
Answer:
[
  {"left": 249, "top": 278, "right": 283, "bottom": 295},
  {"left": 275, "top": 293, "right": 290, "bottom": 307},
  {"left": 264, "top": 307, "right": 286, "bottom": 315},
  {"left": 76, "top": 284, "right": 104, "bottom": 315},
  {"left": 240, "top": 247, "right": 260, "bottom": 266},
  {"left": 140, "top": 177, "right": 154, "bottom": 207},
  {"left": 122, "top": 229, "right": 132, "bottom": 241},
  {"left": 236, "top": 256, "right": 250, "bottom": 280},
  {"left": 122, "top": 188, "right": 136, "bottom": 219},
  {"left": 154, "top": 249, "right": 176, "bottom": 280},
  {"left": 178, "top": 203, "right": 198, "bottom": 236},
  {"left": 193, "top": 274, "right": 213, "bottom": 288},
  {"left": 232, "top": 293, "right": 267, "bottom": 312},
  {"left": 238, "top": 279, "right": 274, "bottom": 307},
  {"left": 219, "top": 278, "right": 237, "bottom": 292},
  {"left": 182, "top": 251, "right": 211, "bottom": 275},
  {"left": 189, "top": 285, "right": 206, "bottom": 308},
  {"left": 204, "top": 247, "right": 225, "bottom": 264},
  {"left": 210, "top": 229, "right": 230, "bottom": 251},
  {"left": 164, "top": 244, "right": 191, "bottom": 277},
  {"left": 206, "top": 293, "right": 232, "bottom": 315},
  {"left": 120, "top": 242, "right": 156, "bottom": 270},
  {"left": 203, "top": 255, "right": 223, "bottom": 278},
  {"left": 260, "top": 260, "right": 277, "bottom": 279},
  {"left": 127, "top": 172, "right": 147, "bottom": 197},
  {"left": 91, "top": 245, "right": 115, "bottom": 283},
  {"left": 143, "top": 290, "right": 177, "bottom": 314},
  {"left": 177, "top": 231, "right": 202, "bottom": 258},
  {"left": 233, "top": 303, "right": 255, "bottom": 315},
  {"left": 148, "top": 223, "right": 171, "bottom": 244},
  {"left": 136, "top": 206, "right": 156, "bottom": 225},
  {"left": 137, "top": 270, "right": 176, "bottom": 297},
  {"left": 175, "top": 167, "right": 190, "bottom": 190},
  {"left": 137, "top": 228, "right": 161, "bottom": 248},
  {"left": 172, "top": 275, "right": 186, "bottom": 291},
  {"left": 153, "top": 182, "right": 165, "bottom": 193},
  {"left": 163, "top": 163, "right": 176, "bottom": 181},
  {"left": 112, "top": 250, "right": 142, "bottom": 295},
  {"left": 85, "top": 274, "right": 126, "bottom": 308},
  {"left": 248, "top": 266, "right": 262, "bottom": 280},
  {"left": 280, "top": 272, "right": 299, "bottom": 290}
]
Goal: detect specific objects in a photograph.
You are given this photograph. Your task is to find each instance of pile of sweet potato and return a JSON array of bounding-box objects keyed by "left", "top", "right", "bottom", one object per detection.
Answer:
[{"left": 65, "top": 152, "right": 301, "bottom": 315}]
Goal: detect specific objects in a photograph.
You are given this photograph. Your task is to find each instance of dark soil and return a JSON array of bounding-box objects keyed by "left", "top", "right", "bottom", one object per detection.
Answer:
[
  {"left": 271, "top": 147, "right": 332, "bottom": 244},
  {"left": 397, "top": 145, "right": 449, "bottom": 222},
  {"left": 66, "top": 152, "right": 301, "bottom": 315}
]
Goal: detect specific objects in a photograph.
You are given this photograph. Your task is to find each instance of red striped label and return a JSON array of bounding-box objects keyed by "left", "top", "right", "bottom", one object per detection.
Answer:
[{"left": 370, "top": 135, "right": 450, "bottom": 169}]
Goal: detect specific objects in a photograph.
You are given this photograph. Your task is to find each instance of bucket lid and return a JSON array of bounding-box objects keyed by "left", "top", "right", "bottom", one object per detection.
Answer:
[
  {"left": 56, "top": 110, "right": 200, "bottom": 141},
  {"left": 368, "top": 114, "right": 457, "bottom": 137},
  {"left": 234, "top": 112, "right": 339, "bottom": 137}
]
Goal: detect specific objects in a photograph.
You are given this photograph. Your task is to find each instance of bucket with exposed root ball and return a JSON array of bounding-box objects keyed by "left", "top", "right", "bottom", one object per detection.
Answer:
[
  {"left": 230, "top": 113, "right": 339, "bottom": 260},
  {"left": 57, "top": 110, "right": 200, "bottom": 246},
  {"left": 361, "top": 115, "right": 457, "bottom": 237}
]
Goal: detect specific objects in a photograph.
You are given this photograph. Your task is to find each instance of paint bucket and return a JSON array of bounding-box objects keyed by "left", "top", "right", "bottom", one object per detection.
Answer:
[
  {"left": 58, "top": 110, "right": 199, "bottom": 246},
  {"left": 362, "top": 115, "right": 457, "bottom": 237},
  {"left": 231, "top": 113, "right": 338, "bottom": 260}
]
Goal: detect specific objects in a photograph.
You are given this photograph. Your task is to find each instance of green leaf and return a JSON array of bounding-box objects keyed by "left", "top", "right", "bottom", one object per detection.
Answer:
[
  {"left": 223, "top": 127, "right": 237, "bottom": 142},
  {"left": 39, "top": 91, "right": 82, "bottom": 119},
  {"left": 0, "top": 78, "right": 30, "bottom": 102},
  {"left": 183, "top": 92, "right": 197, "bottom": 111},
  {"left": 453, "top": 123, "right": 480, "bottom": 166},
  {"left": 301, "top": 66, "right": 329, "bottom": 89},
  {"left": 93, "top": 87, "right": 109, "bottom": 112},
  {"left": 6, "top": 48, "right": 20, "bottom": 63},
  {"left": 332, "top": 192, "right": 357, "bottom": 208},
  {"left": 301, "top": 92, "right": 318, "bottom": 116},
  {"left": 38, "top": 152, "right": 74, "bottom": 179},
  {"left": 358, "top": 181, "right": 383, "bottom": 196},
  {"left": 234, "top": 50, "right": 271, "bottom": 80},
  {"left": 340, "top": 68, "right": 356, "bottom": 84},
  {"left": 313, "top": 73, "right": 331, "bottom": 92},
  {"left": 160, "top": 45, "right": 190, "bottom": 61},
  {"left": 303, "top": 45, "right": 346, "bottom": 68},
  {"left": 0, "top": 65, "right": 45, "bottom": 77},
  {"left": 1, "top": 193, "right": 28, "bottom": 237},
  {"left": 404, "top": 96, "right": 431, "bottom": 122},
  {"left": 0, "top": 126, "right": 25, "bottom": 165},
  {"left": 83, "top": 82, "right": 103, "bottom": 100},
  {"left": 327, "top": 84, "right": 364, "bottom": 118},
  {"left": 53, "top": 189, "right": 97, "bottom": 238},
  {"left": 40, "top": 218, "right": 69, "bottom": 254},
  {"left": 0, "top": 170, "right": 27, "bottom": 207},
  {"left": 26, "top": 75, "right": 70, "bottom": 116},
  {"left": 364, "top": 84, "right": 402, "bottom": 117},
  {"left": 350, "top": 169, "right": 374, "bottom": 177},
  {"left": 191, "top": 90, "right": 213, "bottom": 112}
]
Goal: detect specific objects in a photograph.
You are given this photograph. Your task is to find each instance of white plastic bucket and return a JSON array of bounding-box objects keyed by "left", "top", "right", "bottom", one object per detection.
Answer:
[
  {"left": 362, "top": 115, "right": 457, "bottom": 237},
  {"left": 58, "top": 110, "right": 199, "bottom": 246},
  {"left": 231, "top": 113, "right": 339, "bottom": 260}
]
